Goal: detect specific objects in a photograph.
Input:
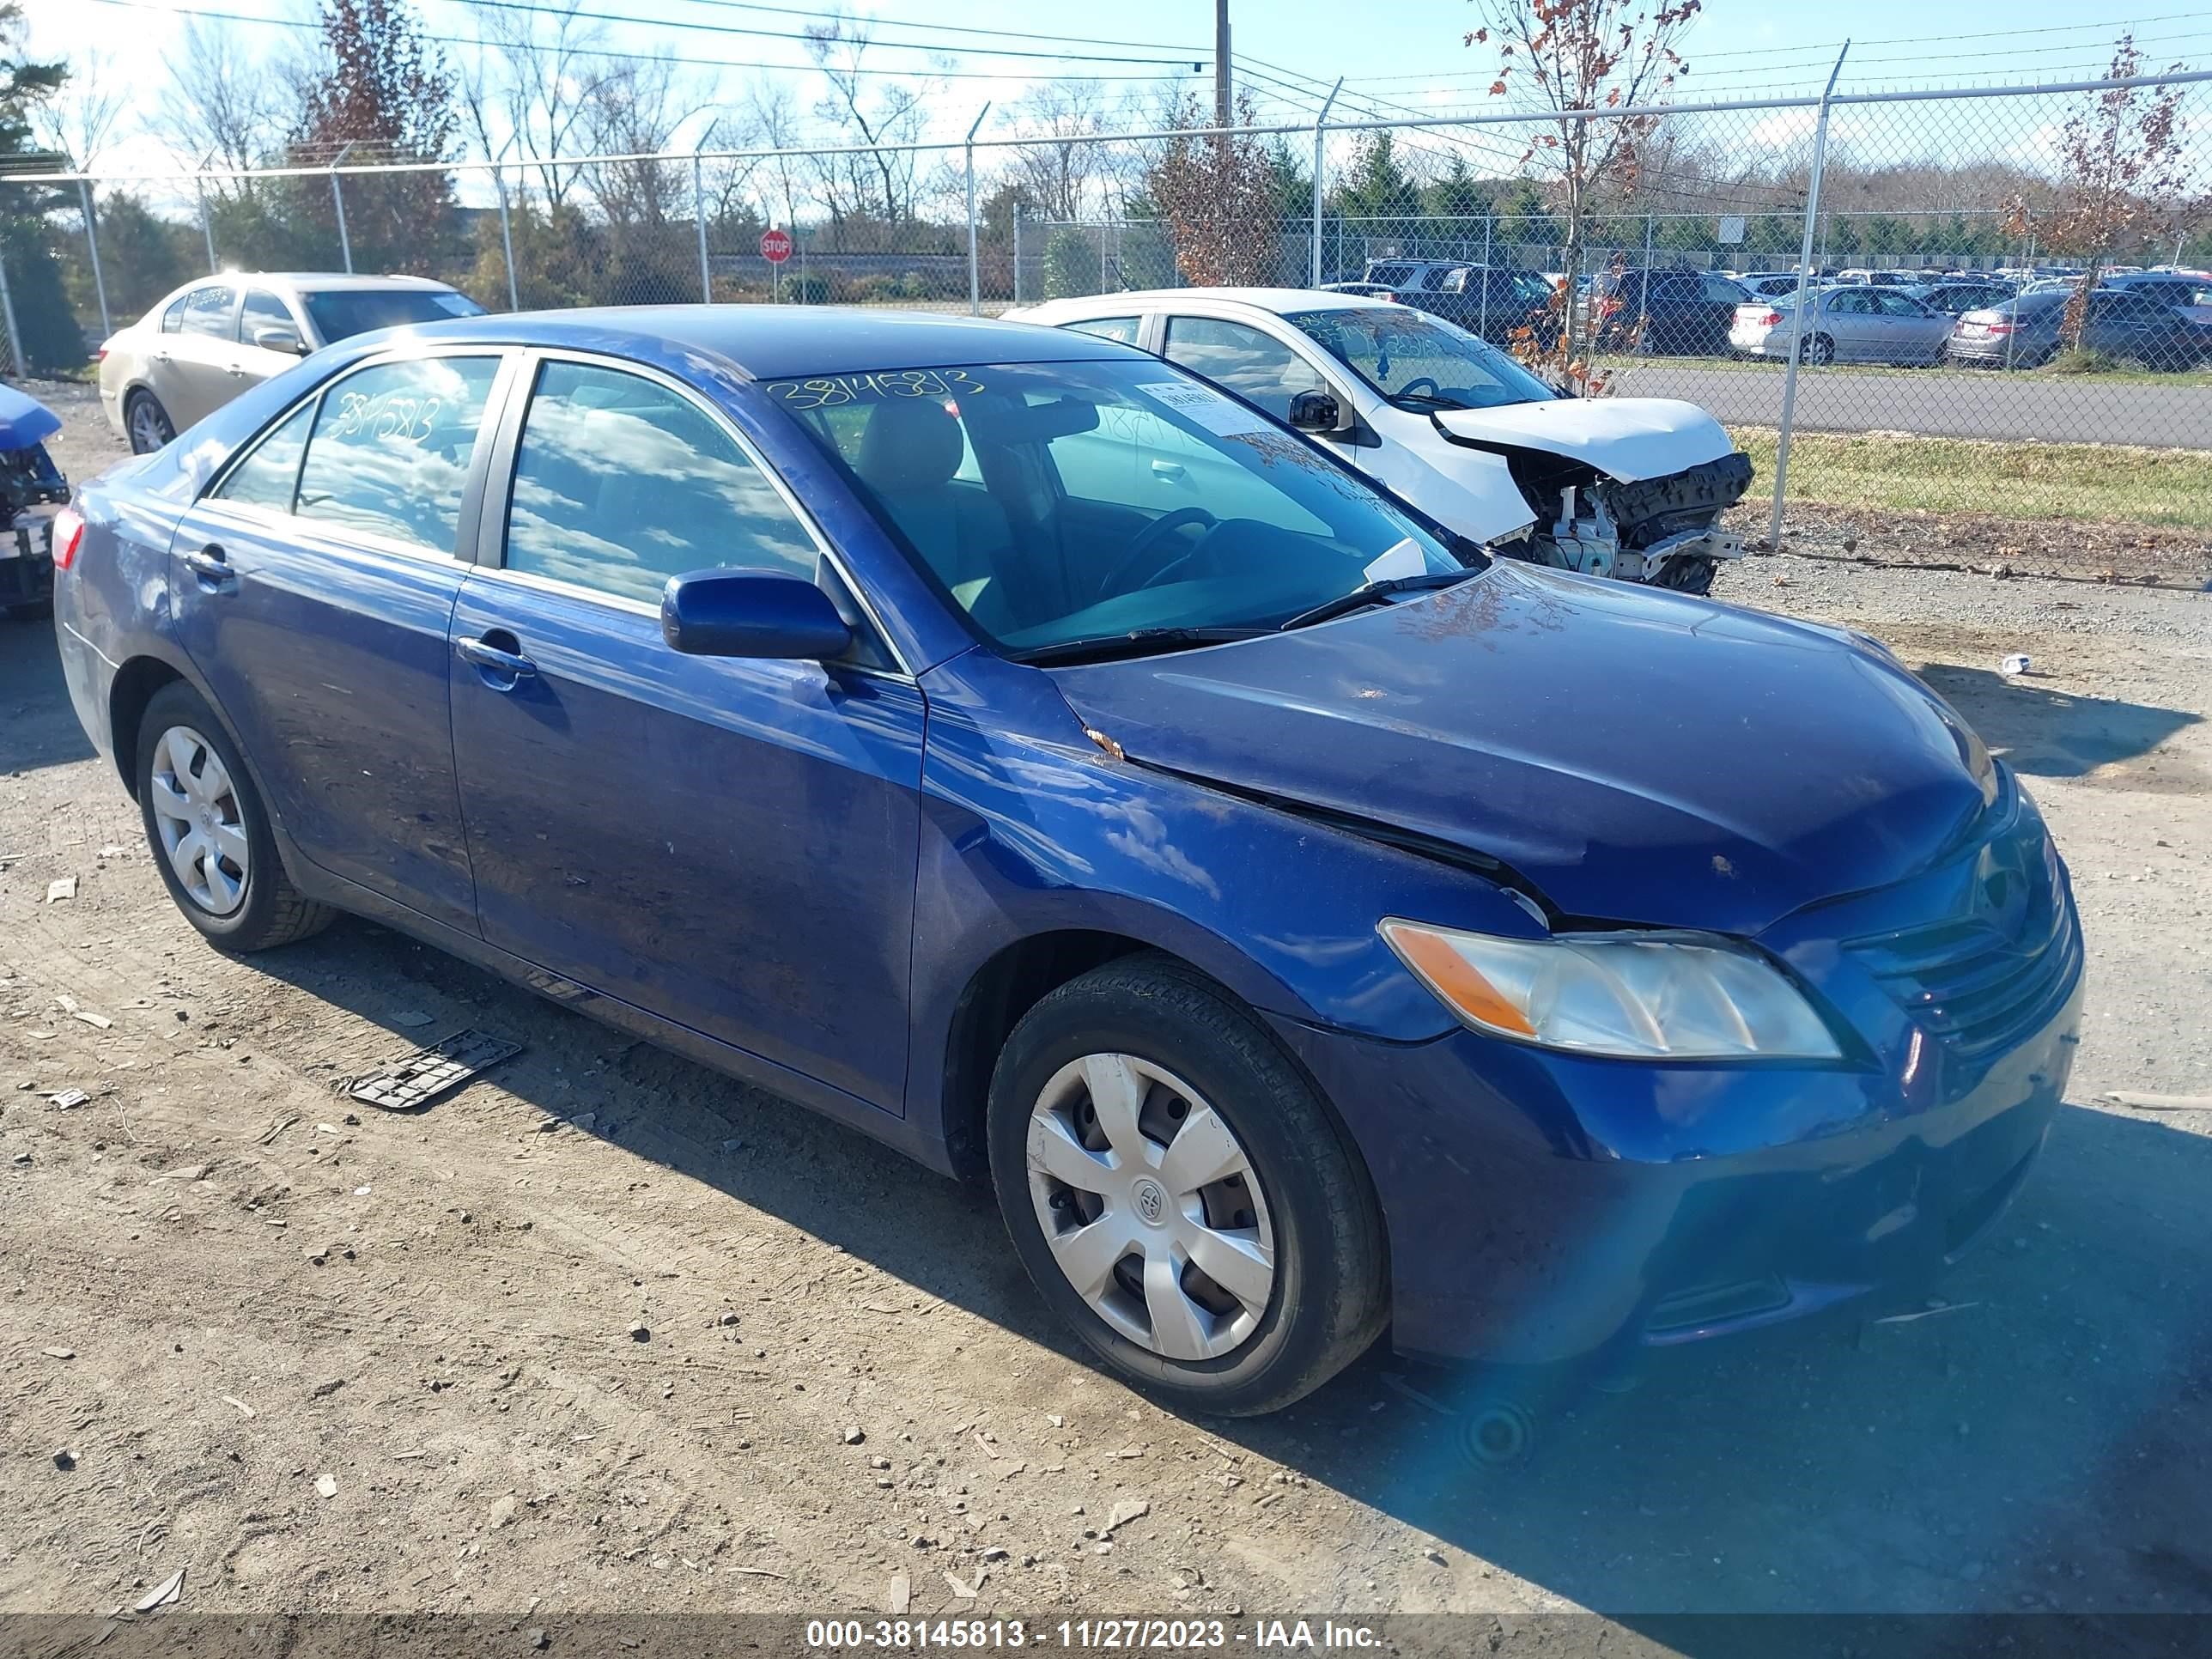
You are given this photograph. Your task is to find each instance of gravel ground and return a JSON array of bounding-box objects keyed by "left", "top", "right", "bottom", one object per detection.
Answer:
[{"left": 3, "top": 388, "right": 2209, "bottom": 1637}]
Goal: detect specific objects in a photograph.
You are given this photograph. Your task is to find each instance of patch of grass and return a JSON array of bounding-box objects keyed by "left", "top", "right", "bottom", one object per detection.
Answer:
[
  {"left": 2046, "top": 347, "right": 2121, "bottom": 375},
  {"left": 1598, "top": 351, "right": 2212, "bottom": 386},
  {"left": 1732, "top": 427, "right": 2212, "bottom": 531}
]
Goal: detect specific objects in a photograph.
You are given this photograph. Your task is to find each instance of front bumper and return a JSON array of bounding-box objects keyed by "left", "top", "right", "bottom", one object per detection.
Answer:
[{"left": 1273, "top": 795, "right": 2084, "bottom": 1366}]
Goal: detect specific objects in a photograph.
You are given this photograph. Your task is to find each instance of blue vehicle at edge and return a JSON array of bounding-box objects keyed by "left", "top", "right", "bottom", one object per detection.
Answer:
[{"left": 49, "top": 307, "right": 2083, "bottom": 1419}]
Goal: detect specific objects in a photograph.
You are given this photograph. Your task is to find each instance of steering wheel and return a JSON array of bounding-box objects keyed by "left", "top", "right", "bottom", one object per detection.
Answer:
[
  {"left": 1396, "top": 375, "right": 1443, "bottom": 401},
  {"left": 1098, "top": 507, "right": 1219, "bottom": 598}
]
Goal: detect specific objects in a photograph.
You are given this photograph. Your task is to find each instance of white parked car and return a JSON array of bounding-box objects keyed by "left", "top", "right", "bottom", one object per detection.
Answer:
[
  {"left": 1002, "top": 288, "right": 1750, "bottom": 593},
  {"left": 97, "top": 272, "right": 486, "bottom": 453}
]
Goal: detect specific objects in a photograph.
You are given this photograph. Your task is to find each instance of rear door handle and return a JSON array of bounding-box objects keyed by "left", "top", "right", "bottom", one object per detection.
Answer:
[
  {"left": 181, "top": 544, "right": 235, "bottom": 590},
  {"left": 224, "top": 363, "right": 247, "bottom": 377},
  {"left": 1151, "top": 460, "right": 1186, "bottom": 482},
  {"left": 456, "top": 635, "right": 538, "bottom": 681}
]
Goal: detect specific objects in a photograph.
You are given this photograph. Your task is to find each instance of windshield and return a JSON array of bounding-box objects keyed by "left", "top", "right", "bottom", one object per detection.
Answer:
[
  {"left": 1285, "top": 307, "right": 1554, "bottom": 410},
  {"left": 303, "top": 287, "right": 487, "bottom": 343},
  {"left": 768, "top": 359, "right": 1468, "bottom": 657}
]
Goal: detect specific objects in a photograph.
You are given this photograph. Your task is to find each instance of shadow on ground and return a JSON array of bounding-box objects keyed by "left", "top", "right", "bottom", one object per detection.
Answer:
[
  {"left": 1916, "top": 660, "right": 2202, "bottom": 790},
  {"left": 246, "top": 911, "right": 2212, "bottom": 1627},
  {"left": 1, "top": 615, "right": 96, "bottom": 772}
]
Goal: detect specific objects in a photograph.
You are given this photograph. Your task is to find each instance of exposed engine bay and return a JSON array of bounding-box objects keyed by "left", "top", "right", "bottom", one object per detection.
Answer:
[
  {"left": 1494, "top": 447, "right": 1753, "bottom": 594},
  {"left": 0, "top": 385, "right": 70, "bottom": 617}
]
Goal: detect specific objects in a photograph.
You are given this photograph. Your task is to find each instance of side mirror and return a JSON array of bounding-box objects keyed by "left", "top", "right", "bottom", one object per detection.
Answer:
[
  {"left": 252, "top": 324, "right": 308, "bottom": 356},
  {"left": 1287, "top": 389, "right": 1343, "bottom": 434},
  {"left": 661, "top": 568, "right": 854, "bottom": 661}
]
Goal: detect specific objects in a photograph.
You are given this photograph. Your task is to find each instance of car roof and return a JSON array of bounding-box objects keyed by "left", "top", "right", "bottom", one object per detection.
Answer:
[
  {"left": 208, "top": 272, "right": 461, "bottom": 295},
  {"left": 388, "top": 303, "right": 1141, "bottom": 380},
  {"left": 1012, "top": 287, "right": 1394, "bottom": 320}
]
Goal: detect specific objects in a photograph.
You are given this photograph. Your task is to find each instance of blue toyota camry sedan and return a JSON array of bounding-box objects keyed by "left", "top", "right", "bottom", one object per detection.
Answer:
[{"left": 50, "top": 307, "right": 2082, "bottom": 1415}]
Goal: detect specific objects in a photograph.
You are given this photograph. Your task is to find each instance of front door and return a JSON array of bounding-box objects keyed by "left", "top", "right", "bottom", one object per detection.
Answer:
[
  {"left": 447, "top": 356, "right": 926, "bottom": 1110},
  {"left": 167, "top": 350, "right": 510, "bottom": 934}
]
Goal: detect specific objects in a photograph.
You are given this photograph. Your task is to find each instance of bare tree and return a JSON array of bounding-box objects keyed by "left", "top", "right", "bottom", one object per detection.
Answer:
[
  {"left": 2008, "top": 35, "right": 2191, "bottom": 352},
  {"left": 1467, "top": 0, "right": 1701, "bottom": 380},
  {"left": 579, "top": 55, "right": 708, "bottom": 228},
  {"left": 161, "top": 21, "right": 285, "bottom": 194},
  {"left": 30, "top": 46, "right": 126, "bottom": 169},
  {"left": 1007, "top": 80, "right": 1116, "bottom": 222},
  {"left": 803, "top": 12, "right": 934, "bottom": 225},
  {"left": 460, "top": 8, "right": 610, "bottom": 205}
]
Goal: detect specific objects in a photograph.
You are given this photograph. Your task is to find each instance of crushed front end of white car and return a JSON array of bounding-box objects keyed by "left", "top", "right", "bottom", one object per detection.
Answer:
[{"left": 1429, "top": 398, "right": 1752, "bottom": 592}]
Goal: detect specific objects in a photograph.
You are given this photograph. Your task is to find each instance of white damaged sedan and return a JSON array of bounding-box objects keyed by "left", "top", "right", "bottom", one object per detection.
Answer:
[{"left": 1004, "top": 288, "right": 1750, "bottom": 593}]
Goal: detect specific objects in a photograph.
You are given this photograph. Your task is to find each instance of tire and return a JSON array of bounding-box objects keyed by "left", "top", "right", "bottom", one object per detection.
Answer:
[
  {"left": 1798, "top": 333, "right": 1834, "bottom": 367},
  {"left": 988, "top": 953, "right": 1389, "bottom": 1416},
  {"left": 1652, "top": 555, "right": 1717, "bottom": 597},
  {"left": 134, "top": 681, "right": 334, "bottom": 953},
  {"left": 125, "top": 390, "right": 175, "bottom": 454}
]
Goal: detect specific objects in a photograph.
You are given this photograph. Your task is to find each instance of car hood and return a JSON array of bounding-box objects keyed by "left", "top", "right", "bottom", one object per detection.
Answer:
[
  {"left": 1431, "top": 398, "right": 1735, "bottom": 483},
  {"left": 1045, "top": 562, "right": 1994, "bottom": 938}
]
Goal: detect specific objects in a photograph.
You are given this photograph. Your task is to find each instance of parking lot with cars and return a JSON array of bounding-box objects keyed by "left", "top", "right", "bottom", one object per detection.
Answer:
[{"left": 7, "top": 358, "right": 2212, "bottom": 1626}]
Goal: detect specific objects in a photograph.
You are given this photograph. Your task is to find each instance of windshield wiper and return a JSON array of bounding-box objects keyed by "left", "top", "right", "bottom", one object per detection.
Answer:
[
  {"left": 1010, "top": 626, "right": 1271, "bottom": 667},
  {"left": 1389, "top": 392, "right": 1474, "bottom": 411},
  {"left": 1274, "top": 569, "right": 1477, "bottom": 632}
]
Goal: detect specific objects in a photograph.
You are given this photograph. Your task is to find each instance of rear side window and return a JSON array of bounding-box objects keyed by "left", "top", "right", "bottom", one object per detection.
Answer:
[
  {"left": 214, "top": 401, "right": 316, "bottom": 513},
  {"left": 1066, "top": 316, "right": 1141, "bottom": 346},
  {"left": 1162, "top": 316, "right": 1325, "bottom": 422},
  {"left": 503, "top": 361, "right": 819, "bottom": 606},
  {"left": 161, "top": 295, "right": 187, "bottom": 334},
  {"left": 292, "top": 356, "right": 501, "bottom": 555},
  {"left": 179, "top": 285, "right": 237, "bottom": 339}
]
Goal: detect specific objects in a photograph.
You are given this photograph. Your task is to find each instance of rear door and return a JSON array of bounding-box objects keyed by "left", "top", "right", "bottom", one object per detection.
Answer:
[
  {"left": 1871, "top": 289, "right": 1951, "bottom": 362},
  {"left": 167, "top": 349, "right": 514, "bottom": 933},
  {"left": 447, "top": 353, "right": 926, "bottom": 1109},
  {"left": 1820, "top": 288, "right": 1881, "bottom": 359},
  {"left": 157, "top": 283, "right": 244, "bottom": 428}
]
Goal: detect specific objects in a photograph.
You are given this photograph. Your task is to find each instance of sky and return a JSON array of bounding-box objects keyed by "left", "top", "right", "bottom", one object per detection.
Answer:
[{"left": 19, "top": 0, "right": 2212, "bottom": 183}]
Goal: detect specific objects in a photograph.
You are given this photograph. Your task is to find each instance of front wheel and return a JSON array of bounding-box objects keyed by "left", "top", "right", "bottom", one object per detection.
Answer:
[
  {"left": 135, "top": 681, "right": 334, "bottom": 953},
  {"left": 988, "top": 956, "right": 1389, "bottom": 1416}
]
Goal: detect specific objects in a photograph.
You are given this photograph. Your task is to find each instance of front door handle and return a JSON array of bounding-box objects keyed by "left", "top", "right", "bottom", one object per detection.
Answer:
[
  {"left": 456, "top": 635, "right": 538, "bottom": 682},
  {"left": 181, "top": 544, "right": 235, "bottom": 590}
]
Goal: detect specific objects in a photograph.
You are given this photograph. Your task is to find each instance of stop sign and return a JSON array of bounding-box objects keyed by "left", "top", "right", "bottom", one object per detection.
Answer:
[{"left": 760, "top": 228, "right": 793, "bottom": 265}]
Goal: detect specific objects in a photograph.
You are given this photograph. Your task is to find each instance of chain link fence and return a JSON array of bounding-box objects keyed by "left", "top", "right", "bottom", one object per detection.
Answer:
[{"left": 4, "top": 70, "right": 2209, "bottom": 537}]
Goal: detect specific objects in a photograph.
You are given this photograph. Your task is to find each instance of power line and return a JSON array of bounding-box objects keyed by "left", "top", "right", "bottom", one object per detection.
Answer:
[
  {"left": 561, "top": 0, "right": 1211, "bottom": 57},
  {"left": 90, "top": 0, "right": 1206, "bottom": 82}
]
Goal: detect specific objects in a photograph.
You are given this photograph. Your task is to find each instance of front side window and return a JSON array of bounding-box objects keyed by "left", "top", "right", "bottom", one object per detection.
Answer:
[
  {"left": 240, "top": 289, "right": 296, "bottom": 343},
  {"left": 1286, "top": 306, "right": 1553, "bottom": 411},
  {"left": 1163, "top": 316, "right": 1327, "bottom": 422},
  {"left": 769, "top": 361, "right": 1465, "bottom": 657},
  {"left": 1874, "top": 291, "right": 1929, "bottom": 317},
  {"left": 214, "top": 401, "right": 316, "bottom": 513},
  {"left": 179, "top": 285, "right": 237, "bottom": 339},
  {"left": 293, "top": 356, "right": 500, "bottom": 554},
  {"left": 1066, "top": 316, "right": 1141, "bottom": 346},
  {"left": 505, "top": 361, "right": 819, "bottom": 607}
]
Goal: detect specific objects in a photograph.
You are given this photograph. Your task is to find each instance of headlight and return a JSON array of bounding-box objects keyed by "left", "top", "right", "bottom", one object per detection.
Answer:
[{"left": 1379, "top": 919, "right": 1840, "bottom": 1060}]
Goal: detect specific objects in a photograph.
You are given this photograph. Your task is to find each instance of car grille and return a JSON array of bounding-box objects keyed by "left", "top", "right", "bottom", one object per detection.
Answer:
[{"left": 1846, "top": 850, "right": 2081, "bottom": 1061}]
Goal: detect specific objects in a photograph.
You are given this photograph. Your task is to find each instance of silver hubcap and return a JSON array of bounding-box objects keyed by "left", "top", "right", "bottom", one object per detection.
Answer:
[
  {"left": 130, "top": 403, "right": 166, "bottom": 451},
  {"left": 1026, "top": 1054, "right": 1276, "bottom": 1363},
  {"left": 148, "top": 725, "right": 250, "bottom": 915}
]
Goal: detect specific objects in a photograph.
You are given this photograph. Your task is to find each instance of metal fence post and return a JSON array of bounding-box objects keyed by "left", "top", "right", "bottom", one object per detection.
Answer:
[
  {"left": 196, "top": 168, "right": 217, "bottom": 273},
  {"left": 1767, "top": 42, "right": 1850, "bottom": 556},
  {"left": 492, "top": 163, "right": 520, "bottom": 312},
  {"left": 0, "top": 252, "right": 21, "bottom": 378},
  {"left": 694, "top": 152, "right": 712, "bottom": 302},
  {"left": 965, "top": 102, "right": 992, "bottom": 316},
  {"left": 1478, "top": 216, "right": 1492, "bottom": 339},
  {"left": 329, "top": 141, "right": 356, "bottom": 272},
  {"left": 78, "top": 179, "right": 112, "bottom": 340},
  {"left": 1637, "top": 210, "right": 1655, "bottom": 351},
  {"left": 1310, "top": 77, "right": 1341, "bottom": 286},
  {"left": 1012, "top": 204, "right": 1022, "bottom": 304}
]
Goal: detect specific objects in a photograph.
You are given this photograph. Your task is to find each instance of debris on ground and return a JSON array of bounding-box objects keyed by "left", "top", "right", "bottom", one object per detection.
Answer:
[
  {"left": 842, "top": 1425, "right": 865, "bottom": 1445},
  {"left": 392, "top": 1010, "right": 434, "bottom": 1028},
  {"left": 52, "top": 1447, "right": 76, "bottom": 1470},
  {"left": 2103, "top": 1090, "right": 2212, "bottom": 1111},
  {"left": 47, "top": 1089, "right": 87, "bottom": 1110},
  {"left": 2002, "top": 653, "right": 2032, "bottom": 677},
  {"left": 315, "top": 1473, "right": 338, "bottom": 1498},
  {"left": 221, "top": 1395, "right": 256, "bottom": 1418},
  {"left": 887, "top": 1573, "right": 911, "bottom": 1615},
  {"left": 629, "top": 1322, "right": 650, "bottom": 1343},
  {"left": 134, "top": 1569, "right": 186, "bottom": 1612},
  {"left": 45, "top": 877, "right": 75, "bottom": 902},
  {"left": 489, "top": 1495, "right": 517, "bottom": 1528},
  {"left": 41, "top": 1346, "right": 74, "bottom": 1359},
  {"left": 348, "top": 1030, "right": 522, "bottom": 1113},
  {"left": 1101, "top": 1498, "right": 1150, "bottom": 1537}
]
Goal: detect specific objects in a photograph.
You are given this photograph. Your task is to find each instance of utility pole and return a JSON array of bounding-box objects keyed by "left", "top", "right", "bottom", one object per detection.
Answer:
[{"left": 1213, "top": 0, "right": 1231, "bottom": 128}]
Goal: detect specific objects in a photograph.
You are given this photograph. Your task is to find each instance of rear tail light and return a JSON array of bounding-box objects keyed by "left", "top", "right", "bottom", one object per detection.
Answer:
[
  {"left": 1759, "top": 309, "right": 1782, "bottom": 327},
  {"left": 52, "top": 505, "right": 84, "bottom": 571},
  {"left": 1984, "top": 322, "right": 2016, "bottom": 335},
  {"left": 95, "top": 346, "right": 108, "bottom": 363}
]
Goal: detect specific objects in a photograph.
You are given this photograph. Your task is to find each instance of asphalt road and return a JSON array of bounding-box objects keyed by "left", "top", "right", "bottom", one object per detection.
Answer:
[{"left": 1606, "top": 361, "right": 2212, "bottom": 448}]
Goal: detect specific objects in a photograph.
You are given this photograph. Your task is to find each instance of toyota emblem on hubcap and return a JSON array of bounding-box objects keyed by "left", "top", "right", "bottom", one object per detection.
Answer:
[{"left": 1131, "top": 1177, "right": 1168, "bottom": 1227}]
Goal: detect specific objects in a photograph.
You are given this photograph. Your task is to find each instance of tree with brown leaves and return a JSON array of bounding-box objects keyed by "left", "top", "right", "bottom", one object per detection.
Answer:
[
  {"left": 1467, "top": 0, "right": 1699, "bottom": 386},
  {"left": 1146, "top": 92, "right": 1281, "bottom": 288},
  {"left": 2007, "top": 36, "right": 2191, "bottom": 353}
]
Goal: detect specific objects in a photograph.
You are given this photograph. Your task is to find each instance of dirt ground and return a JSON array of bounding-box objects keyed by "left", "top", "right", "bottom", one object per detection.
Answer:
[{"left": 3, "top": 390, "right": 2210, "bottom": 1638}]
